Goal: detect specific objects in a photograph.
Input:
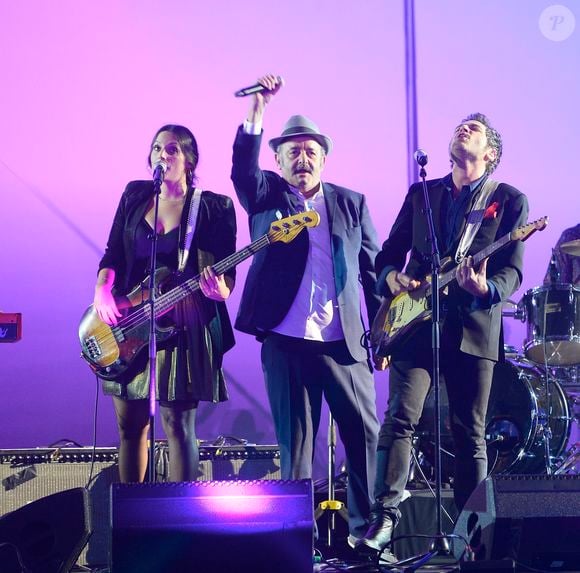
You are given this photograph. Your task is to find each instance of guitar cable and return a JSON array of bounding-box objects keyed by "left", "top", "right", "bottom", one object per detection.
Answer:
[{"left": 360, "top": 328, "right": 373, "bottom": 351}]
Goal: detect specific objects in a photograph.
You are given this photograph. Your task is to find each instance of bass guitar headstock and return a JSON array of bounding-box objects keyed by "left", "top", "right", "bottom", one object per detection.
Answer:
[{"left": 268, "top": 211, "right": 320, "bottom": 244}]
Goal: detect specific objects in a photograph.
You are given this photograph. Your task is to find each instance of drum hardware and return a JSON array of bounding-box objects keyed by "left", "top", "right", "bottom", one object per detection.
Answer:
[
  {"left": 500, "top": 299, "right": 525, "bottom": 320},
  {"left": 536, "top": 363, "right": 579, "bottom": 473},
  {"left": 554, "top": 442, "right": 580, "bottom": 475},
  {"left": 502, "top": 344, "right": 520, "bottom": 359},
  {"left": 407, "top": 435, "right": 457, "bottom": 523},
  {"left": 538, "top": 408, "right": 555, "bottom": 474},
  {"left": 549, "top": 365, "right": 580, "bottom": 388},
  {"left": 408, "top": 436, "right": 431, "bottom": 486},
  {"left": 484, "top": 431, "right": 507, "bottom": 446}
]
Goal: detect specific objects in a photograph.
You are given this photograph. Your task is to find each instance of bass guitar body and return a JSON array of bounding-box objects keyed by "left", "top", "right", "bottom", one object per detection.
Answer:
[{"left": 79, "top": 268, "right": 177, "bottom": 381}]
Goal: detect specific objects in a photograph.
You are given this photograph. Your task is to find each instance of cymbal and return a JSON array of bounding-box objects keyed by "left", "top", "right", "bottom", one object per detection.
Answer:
[{"left": 561, "top": 239, "right": 580, "bottom": 256}]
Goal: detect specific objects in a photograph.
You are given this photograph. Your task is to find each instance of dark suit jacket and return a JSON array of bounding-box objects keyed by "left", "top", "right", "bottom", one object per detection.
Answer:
[
  {"left": 231, "top": 126, "right": 382, "bottom": 363},
  {"left": 375, "top": 177, "right": 529, "bottom": 361}
]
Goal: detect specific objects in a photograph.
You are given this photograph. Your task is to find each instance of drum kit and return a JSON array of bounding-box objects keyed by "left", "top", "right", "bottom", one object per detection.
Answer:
[{"left": 416, "top": 238, "right": 580, "bottom": 483}]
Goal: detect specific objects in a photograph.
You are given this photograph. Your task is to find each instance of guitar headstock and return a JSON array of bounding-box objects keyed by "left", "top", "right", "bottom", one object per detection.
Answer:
[
  {"left": 268, "top": 211, "right": 321, "bottom": 244},
  {"left": 513, "top": 216, "right": 549, "bottom": 242}
]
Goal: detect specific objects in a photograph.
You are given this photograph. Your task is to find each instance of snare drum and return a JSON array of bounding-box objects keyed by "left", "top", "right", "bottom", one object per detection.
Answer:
[{"left": 521, "top": 284, "right": 580, "bottom": 366}]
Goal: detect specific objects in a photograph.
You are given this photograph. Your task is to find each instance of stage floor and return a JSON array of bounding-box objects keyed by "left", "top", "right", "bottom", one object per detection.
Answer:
[{"left": 71, "top": 562, "right": 580, "bottom": 573}]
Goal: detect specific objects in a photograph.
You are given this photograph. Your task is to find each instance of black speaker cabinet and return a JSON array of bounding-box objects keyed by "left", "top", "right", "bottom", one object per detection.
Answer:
[
  {"left": 453, "top": 475, "right": 580, "bottom": 571},
  {"left": 0, "top": 448, "right": 118, "bottom": 567},
  {"left": 111, "top": 479, "right": 313, "bottom": 573},
  {"left": 0, "top": 487, "right": 91, "bottom": 573}
]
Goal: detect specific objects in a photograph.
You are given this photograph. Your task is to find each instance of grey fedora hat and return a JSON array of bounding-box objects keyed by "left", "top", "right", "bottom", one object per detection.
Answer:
[{"left": 268, "top": 115, "right": 333, "bottom": 154}]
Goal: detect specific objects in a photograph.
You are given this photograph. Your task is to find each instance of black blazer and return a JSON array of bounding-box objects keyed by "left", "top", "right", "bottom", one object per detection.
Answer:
[
  {"left": 98, "top": 180, "right": 237, "bottom": 353},
  {"left": 231, "top": 126, "right": 382, "bottom": 363},
  {"left": 375, "top": 177, "right": 529, "bottom": 361}
]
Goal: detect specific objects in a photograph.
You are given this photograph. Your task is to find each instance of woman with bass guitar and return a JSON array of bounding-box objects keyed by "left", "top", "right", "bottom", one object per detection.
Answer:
[{"left": 92, "top": 124, "right": 237, "bottom": 483}]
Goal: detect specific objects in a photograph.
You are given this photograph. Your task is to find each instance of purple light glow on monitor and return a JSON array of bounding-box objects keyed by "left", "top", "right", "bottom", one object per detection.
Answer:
[{"left": 111, "top": 480, "right": 314, "bottom": 572}]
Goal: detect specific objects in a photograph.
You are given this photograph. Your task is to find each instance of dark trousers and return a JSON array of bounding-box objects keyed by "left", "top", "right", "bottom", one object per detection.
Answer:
[
  {"left": 261, "top": 333, "right": 379, "bottom": 538},
  {"left": 375, "top": 336, "right": 494, "bottom": 520}
]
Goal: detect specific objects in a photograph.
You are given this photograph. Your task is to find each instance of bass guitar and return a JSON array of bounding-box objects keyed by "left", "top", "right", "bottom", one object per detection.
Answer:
[
  {"left": 79, "top": 211, "right": 320, "bottom": 380},
  {"left": 370, "top": 216, "right": 548, "bottom": 358}
]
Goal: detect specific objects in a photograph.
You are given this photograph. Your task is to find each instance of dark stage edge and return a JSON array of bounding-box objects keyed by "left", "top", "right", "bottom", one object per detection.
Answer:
[
  {"left": 63, "top": 481, "right": 580, "bottom": 572},
  {"left": 68, "top": 562, "right": 461, "bottom": 573}
]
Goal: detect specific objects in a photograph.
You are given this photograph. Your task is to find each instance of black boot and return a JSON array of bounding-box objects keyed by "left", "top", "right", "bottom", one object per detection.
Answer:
[{"left": 355, "top": 504, "right": 395, "bottom": 554}]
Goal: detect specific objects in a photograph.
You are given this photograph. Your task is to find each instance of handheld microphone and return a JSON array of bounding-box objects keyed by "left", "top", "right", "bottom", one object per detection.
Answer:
[
  {"left": 414, "top": 149, "right": 428, "bottom": 167},
  {"left": 234, "top": 76, "right": 284, "bottom": 97},
  {"left": 152, "top": 160, "right": 167, "bottom": 184}
]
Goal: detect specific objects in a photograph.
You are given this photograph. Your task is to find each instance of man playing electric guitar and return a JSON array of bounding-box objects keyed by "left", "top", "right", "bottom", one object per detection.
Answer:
[{"left": 356, "top": 114, "right": 529, "bottom": 556}]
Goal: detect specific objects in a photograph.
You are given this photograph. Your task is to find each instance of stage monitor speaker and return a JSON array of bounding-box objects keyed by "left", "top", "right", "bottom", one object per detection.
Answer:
[
  {"left": 0, "top": 487, "right": 91, "bottom": 573},
  {"left": 453, "top": 474, "right": 580, "bottom": 571},
  {"left": 111, "top": 479, "right": 313, "bottom": 573}
]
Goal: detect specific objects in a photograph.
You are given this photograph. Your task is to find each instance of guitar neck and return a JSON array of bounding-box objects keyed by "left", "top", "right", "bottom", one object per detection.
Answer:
[
  {"left": 155, "top": 234, "right": 271, "bottom": 314},
  {"left": 427, "top": 231, "right": 513, "bottom": 296}
]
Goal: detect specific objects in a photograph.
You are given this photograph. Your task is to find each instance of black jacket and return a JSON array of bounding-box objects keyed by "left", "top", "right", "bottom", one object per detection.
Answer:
[
  {"left": 231, "top": 126, "right": 382, "bottom": 362},
  {"left": 375, "top": 177, "right": 529, "bottom": 361},
  {"left": 99, "top": 180, "right": 237, "bottom": 353}
]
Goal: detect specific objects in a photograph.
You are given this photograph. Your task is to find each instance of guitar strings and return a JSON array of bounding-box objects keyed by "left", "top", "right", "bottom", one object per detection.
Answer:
[
  {"left": 91, "top": 216, "right": 516, "bottom": 353},
  {"left": 89, "top": 232, "right": 278, "bottom": 350},
  {"left": 427, "top": 233, "right": 511, "bottom": 299},
  {"left": 87, "top": 213, "right": 318, "bottom": 361}
]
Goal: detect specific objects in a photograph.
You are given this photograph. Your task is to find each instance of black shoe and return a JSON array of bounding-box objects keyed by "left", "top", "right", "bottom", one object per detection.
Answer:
[
  {"left": 349, "top": 534, "right": 397, "bottom": 565},
  {"left": 355, "top": 510, "right": 395, "bottom": 554}
]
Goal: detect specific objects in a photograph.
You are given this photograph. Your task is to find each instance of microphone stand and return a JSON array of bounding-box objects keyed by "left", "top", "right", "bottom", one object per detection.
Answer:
[
  {"left": 146, "top": 174, "right": 163, "bottom": 482},
  {"left": 402, "top": 160, "right": 451, "bottom": 570},
  {"left": 314, "top": 413, "right": 349, "bottom": 551}
]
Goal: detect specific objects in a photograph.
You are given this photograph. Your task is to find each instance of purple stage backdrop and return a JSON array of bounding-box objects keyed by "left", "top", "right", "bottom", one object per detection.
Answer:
[{"left": 0, "top": 1, "right": 578, "bottom": 478}]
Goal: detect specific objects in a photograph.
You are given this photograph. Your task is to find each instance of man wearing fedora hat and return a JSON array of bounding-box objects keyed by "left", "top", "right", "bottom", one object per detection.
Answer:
[{"left": 231, "top": 74, "right": 387, "bottom": 547}]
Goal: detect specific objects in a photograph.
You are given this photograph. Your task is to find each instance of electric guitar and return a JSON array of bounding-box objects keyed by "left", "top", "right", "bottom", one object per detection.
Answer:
[
  {"left": 79, "top": 211, "right": 320, "bottom": 380},
  {"left": 370, "top": 216, "right": 548, "bottom": 358}
]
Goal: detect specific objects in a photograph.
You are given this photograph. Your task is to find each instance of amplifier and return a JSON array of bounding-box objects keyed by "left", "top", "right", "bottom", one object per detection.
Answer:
[
  {"left": 0, "top": 444, "right": 281, "bottom": 567},
  {"left": 0, "top": 312, "right": 22, "bottom": 342},
  {"left": 0, "top": 447, "right": 118, "bottom": 567},
  {"left": 157, "top": 442, "right": 281, "bottom": 481}
]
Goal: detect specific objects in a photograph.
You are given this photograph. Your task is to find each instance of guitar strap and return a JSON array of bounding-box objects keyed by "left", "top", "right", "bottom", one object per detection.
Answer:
[
  {"left": 177, "top": 187, "right": 202, "bottom": 273},
  {"left": 454, "top": 178, "right": 500, "bottom": 264}
]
